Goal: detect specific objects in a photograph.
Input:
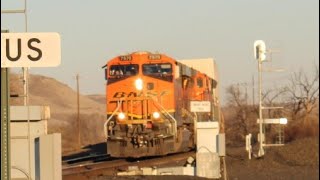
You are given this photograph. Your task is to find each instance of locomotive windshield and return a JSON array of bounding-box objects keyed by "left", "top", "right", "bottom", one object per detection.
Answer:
[
  {"left": 109, "top": 64, "right": 139, "bottom": 76},
  {"left": 142, "top": 63, "right": 172, "bottom": 75}
]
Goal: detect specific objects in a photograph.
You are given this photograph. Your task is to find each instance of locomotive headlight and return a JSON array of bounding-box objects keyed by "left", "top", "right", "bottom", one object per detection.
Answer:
[
  {"left": 118, "top": 112, "right": 126, "bottom": 120},
  {"left": 152, "top": 112, "right": 160, "bottom": 119},
  {"left": 135, "top": 78, "right": 143, "bottom": 91}
]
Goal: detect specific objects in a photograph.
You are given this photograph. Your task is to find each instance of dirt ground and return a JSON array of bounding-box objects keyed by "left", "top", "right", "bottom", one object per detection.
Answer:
[
  {"left": 64, "top": 137, "right": 318, "bottom": 180},
  {"left": 224, "top": 138, "right": 319, "bottom": 180}
]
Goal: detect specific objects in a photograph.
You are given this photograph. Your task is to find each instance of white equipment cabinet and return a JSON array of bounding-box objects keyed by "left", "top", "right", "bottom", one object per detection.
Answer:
[
  {"left": 196, "top": 121, "right": 221, "bottom": 179},
  {"left": 10, "top": 106, "right": 61, "bottom": 180}
]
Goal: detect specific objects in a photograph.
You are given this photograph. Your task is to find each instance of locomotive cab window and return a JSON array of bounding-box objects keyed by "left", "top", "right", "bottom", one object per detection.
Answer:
[
  {"left": 197, "top": 77, "right": 203, "bottom": 88},
  {"left": 143, "top": 63, "right": 173, "bottom": 82},
  {"left": 109, "top": 64, "right": 139, "bottom": 76},
  {"left": 143, "top": 63, "right": 172, "bottom": 75}
]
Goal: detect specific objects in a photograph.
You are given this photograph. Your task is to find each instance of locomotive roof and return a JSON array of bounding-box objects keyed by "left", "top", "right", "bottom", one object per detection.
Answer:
[
  {"left": 177, "top": 58, "right": 218, "bottom": 80},
  {"left": 104, "top": 52, "right": 176, "bottom": 65}
]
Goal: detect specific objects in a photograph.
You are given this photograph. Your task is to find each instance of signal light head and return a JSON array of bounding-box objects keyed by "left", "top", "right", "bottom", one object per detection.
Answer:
[{"left": 279, "top": 118, "right": 287, "bottom": 125}]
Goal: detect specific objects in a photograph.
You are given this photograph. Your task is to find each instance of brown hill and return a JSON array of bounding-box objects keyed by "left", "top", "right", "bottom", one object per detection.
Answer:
[
  {"left": 87, "top": 94, "right": 106, "bottom": 105},
  {"left": 10, "top": 73, "right": 106, "bottom": 153}
]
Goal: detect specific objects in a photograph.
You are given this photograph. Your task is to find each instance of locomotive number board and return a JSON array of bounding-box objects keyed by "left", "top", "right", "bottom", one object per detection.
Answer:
[{"left": 190, "top": 101, "right": 211, "bottom": 112}]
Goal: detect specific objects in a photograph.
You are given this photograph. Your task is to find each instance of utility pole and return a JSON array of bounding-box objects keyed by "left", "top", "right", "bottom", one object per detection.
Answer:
[
  {"left": 76, "top": 74, "right": 81, "bottom": 149},
  {"left": 244, "top": 83, "right": 248, "bottom": 106},
  {"left": 252, "top": 75, "right": 255, "bottom": 106}
]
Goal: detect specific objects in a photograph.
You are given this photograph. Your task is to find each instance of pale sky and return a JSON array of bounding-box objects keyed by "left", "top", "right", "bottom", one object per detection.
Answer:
[{"left": 1, "top": 0, "right": 319, "bottom": 104}]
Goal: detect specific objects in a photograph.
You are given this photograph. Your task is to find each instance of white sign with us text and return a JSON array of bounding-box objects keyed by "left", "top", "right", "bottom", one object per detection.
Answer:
[{"left": 1, "top": 32, "right": 61, "bottom": 67}]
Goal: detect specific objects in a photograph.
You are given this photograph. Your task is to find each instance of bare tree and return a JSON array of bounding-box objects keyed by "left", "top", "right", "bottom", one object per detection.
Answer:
[
  {"left": 286, "top": 65, "right": 319, "bottom": 125},
  {"left": 262, "top": 88, "right": 287, "bottom": 118},
  {"left": 225, "top": 83, "right": 290, "bottom": 144},
  {"left": 226, "top": 85, "right": 250, "bottom": 135}
]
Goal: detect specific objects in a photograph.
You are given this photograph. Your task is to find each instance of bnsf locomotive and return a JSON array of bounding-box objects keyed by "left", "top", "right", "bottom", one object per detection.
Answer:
[{"left": 103, "top": 51, "right": 219, "bottom": 157}]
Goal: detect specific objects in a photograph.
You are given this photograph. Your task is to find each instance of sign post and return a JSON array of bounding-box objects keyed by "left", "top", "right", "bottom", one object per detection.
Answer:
[
  {"left": 1, "top": 67, "right": 10, "bottom": 180},
  {"left": 1, "top": 29, "right": 10, "bottom": 180}
]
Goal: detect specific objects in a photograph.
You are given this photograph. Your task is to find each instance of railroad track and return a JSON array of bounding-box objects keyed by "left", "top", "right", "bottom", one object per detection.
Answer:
[
  {"left": 63, "top": 153, "right": 112, "bottom": 165},
  {"left": 62, "top": 142, "right": 110, "bottom": 166},
  {"left": 63, "top": 151, "right": 196, "bottom": 177}
]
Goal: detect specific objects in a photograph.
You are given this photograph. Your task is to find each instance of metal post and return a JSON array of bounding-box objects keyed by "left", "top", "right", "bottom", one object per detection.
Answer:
[
  {"left": 76, "top": 74, "right": 81, "bottom": 148},
  {"left": 1, "top": 0, "right": 28, "bottom": 105},
  {"left": 23, "top": 67, "right": 28, "bottom": 105},
  {"left": 1, "top": 29, "right": 11, "bottom": 180},
  {"left": 23, "top": 0, "right": 29, "bottom": 106},
  {"left": 258, "top": 58, "right": 264, "bottom": 157},
  {"left": 2, "top": 2, "right": 32, "bottom": 176},
  {"left": 1, "top": 67, "right": 11, "bottom": 180}
]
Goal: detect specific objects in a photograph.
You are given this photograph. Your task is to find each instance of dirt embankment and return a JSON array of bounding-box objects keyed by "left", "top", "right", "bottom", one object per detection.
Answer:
[{"left": 10, "top": 73, "right": 106, "bottom": 153}]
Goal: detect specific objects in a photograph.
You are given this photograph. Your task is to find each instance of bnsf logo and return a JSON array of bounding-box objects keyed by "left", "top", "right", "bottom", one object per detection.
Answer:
[{"left": 113, "top": 91, "right": 168, "bottom": 98}]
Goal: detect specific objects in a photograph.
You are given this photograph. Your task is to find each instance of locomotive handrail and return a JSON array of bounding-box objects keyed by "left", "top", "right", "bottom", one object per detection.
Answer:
[
  {"left": 150, "top": 97, "right": 177, "bottom": 138},
  {"left": 104, "top": 99, "right": 123, "bottom": 141}
]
